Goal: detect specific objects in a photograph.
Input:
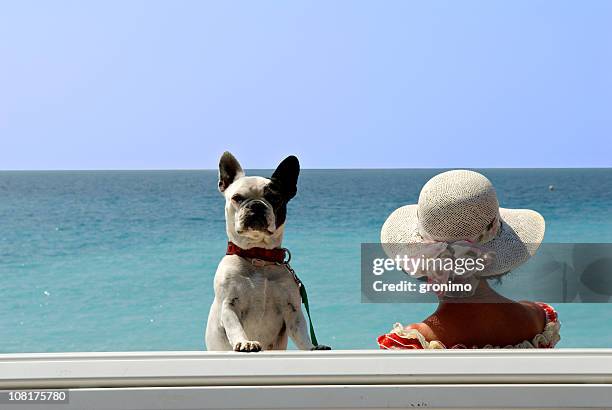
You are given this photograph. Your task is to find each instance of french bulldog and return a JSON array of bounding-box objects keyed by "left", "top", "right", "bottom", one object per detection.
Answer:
[{"left": 205, "top": 152, "right": 329, "bottom": 352}]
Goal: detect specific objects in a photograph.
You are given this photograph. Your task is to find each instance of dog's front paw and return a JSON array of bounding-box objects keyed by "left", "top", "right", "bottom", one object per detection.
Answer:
[
  {"left": 311, "top": 345, "right": 331, "bottom": 350},
  {"left": 234, "top": 341, "right": 262, "bottom": 352}
]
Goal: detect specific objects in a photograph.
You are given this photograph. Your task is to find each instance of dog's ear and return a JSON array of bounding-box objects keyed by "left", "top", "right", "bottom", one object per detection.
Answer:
[
  {"left": 218, "top": 151, "right": 244, "bottom": 193},
  {"left": 271, "top": 155, "right": 300, "bottom": 199}
]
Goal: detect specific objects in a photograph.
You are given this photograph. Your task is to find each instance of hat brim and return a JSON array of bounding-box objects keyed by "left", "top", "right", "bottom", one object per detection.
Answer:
[{"left": 380, "top": 205, "right": 545, "bottom": 276}]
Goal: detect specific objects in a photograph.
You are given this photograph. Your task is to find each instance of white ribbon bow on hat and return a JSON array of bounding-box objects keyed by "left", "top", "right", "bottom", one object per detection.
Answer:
[{"left": 409, "top": 214, "right": 501, "bottom": 297}]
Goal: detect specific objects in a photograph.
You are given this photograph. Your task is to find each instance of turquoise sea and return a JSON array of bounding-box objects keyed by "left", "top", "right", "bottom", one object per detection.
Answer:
[{"left": 1, "top": 169, "right": 611, "bottom": 352}]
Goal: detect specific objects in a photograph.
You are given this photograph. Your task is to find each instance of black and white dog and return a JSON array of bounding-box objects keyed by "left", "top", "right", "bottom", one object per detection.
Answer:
[{"left": 205, "top": 152, "right": 329, "bottom": 352}]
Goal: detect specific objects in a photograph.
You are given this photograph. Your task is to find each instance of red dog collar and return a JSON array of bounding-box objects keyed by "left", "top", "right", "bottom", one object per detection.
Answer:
[{"left": 226, "top": 241, "right": 288, "bottom": 264}]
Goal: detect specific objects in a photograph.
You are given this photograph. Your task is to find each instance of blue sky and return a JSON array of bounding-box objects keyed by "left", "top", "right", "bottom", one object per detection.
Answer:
[{"left": 1, "top": 1, "right": 611, "bottom": 169}]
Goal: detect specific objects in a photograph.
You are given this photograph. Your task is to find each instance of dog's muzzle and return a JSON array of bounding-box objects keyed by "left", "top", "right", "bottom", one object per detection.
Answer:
[{"left": 238, "top": 199, "right": 273, "bottom": 233}]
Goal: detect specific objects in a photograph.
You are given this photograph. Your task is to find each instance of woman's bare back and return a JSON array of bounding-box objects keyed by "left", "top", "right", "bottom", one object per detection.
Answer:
[{"left": 411, "top": 301, "right": 547, "bottom": 347}]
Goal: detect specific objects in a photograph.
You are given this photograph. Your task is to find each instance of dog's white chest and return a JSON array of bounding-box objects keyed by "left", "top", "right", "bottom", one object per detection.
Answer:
[{"left": 244, "top": 266, "right": 297, "bottom": 310}]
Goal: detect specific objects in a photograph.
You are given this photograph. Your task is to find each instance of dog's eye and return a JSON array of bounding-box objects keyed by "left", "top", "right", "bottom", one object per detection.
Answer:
[{"left": 232, "top": 194, "right": 245, "bottom": 203}]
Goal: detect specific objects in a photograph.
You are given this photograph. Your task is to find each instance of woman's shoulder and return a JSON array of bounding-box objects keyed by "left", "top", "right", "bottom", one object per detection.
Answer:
[{"left": 518, "top": 301, "right": 559, "bottom": 325}]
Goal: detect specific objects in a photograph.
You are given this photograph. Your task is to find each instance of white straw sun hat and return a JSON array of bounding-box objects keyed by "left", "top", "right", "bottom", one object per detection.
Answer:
[{"left": 381, "top": 170, "right": 545, "bottom": 277}]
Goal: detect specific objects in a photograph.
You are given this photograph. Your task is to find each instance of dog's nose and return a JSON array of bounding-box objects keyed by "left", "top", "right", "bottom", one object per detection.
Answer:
[{"left": 241, "top": 200, "right": 270, "bottom": 232}]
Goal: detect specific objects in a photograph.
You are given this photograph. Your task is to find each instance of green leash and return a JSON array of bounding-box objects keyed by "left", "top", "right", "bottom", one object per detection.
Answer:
[
  {"left": 281, "top": 250, "right": 319, "bottom": 347},
  {"left": 297, "top": 274, "right": 318, "bottom": 347}
]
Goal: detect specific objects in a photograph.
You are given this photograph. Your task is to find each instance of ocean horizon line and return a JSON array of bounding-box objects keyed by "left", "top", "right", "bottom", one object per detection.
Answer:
[{"left": 1, "top": 166, "right": 611, "bottom": 172}]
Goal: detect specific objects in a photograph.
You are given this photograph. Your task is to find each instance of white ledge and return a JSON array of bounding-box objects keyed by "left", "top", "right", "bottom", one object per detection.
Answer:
[
  {"left": 2, "top": 350, "right": 612, "bottom": 409},
  {"left": 2, "top": 349, "right": 612, "bottom": 389}
]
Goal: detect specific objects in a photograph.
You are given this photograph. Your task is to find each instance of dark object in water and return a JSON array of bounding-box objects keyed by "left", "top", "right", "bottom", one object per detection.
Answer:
[{"left": 548, "top": 185, "right": 555, "bottom": 191}]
